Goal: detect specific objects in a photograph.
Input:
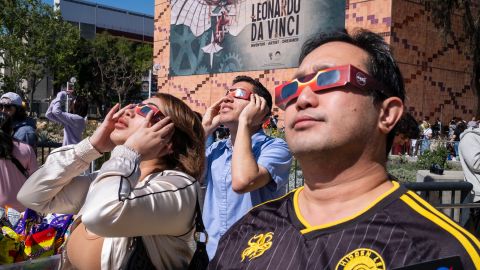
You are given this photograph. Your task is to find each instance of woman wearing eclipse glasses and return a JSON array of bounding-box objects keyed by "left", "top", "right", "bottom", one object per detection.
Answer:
[{"left": 18, "top": 93, "right": 205, "bottom": 269}]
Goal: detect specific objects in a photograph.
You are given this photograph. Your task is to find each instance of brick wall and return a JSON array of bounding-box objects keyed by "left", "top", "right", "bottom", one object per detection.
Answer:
[
  {"left": 390, "top": 0, "right": 475, "bottom": 122},
  {"left": 154, "top": 0, "right": 477, "bottom": 126}
]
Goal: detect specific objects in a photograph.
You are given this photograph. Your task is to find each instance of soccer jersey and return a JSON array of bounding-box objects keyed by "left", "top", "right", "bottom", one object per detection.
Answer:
[{"left": 209, "top": 181, "right": 480, "bottom": 269}]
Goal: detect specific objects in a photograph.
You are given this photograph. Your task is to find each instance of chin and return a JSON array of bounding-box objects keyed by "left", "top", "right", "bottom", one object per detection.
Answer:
[{"left": 109, "top": 131, "right": 126, "bottom": 146}]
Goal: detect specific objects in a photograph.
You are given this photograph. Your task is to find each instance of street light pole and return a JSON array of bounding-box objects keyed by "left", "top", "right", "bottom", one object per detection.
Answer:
[
  {"left": 66, "top": 77, "right": 76, "bottom": 112},
  {"left": 148, "top": 69, "right": 152, "bottom": 98}
]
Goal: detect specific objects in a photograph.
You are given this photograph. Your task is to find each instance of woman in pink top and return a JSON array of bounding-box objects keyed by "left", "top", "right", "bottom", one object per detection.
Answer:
[{"left": 0, "top": 112, "right": 38, "bottom": 211}]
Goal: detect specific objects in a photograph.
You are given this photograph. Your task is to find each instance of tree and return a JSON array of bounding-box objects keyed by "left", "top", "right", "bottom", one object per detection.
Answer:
[
  {"left": 0, "top": 0, "right": 80, "bottom": 102},
  {"left": 425, "top": 0, "right": 480, "bottom": 116},
  {"left": 87, "top": 33, "right": 152, "bottom": 105}
]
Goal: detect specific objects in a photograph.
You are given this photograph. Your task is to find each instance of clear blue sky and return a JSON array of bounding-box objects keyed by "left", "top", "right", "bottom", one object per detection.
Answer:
[{"left": 42, "top": 0, "right": 154, "bottom": 16}]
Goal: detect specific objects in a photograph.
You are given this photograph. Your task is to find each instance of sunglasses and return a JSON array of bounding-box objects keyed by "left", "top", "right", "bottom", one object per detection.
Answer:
[
  {"left": 0, "top": 104, "right": 16, "bottom": 111},
  {"left": 134, "top": 103, "right": 165, "bottom": 122},
  {"left": 274, "top": 65, "right": 387, "bottom": 110},
  {"left": 226, "top": 88, "right": 252, "bottom": 100}
]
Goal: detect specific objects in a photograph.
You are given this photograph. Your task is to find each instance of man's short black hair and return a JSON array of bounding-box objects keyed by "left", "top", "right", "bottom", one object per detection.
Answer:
[
  {"left": 72, "top": 96, "right": 89, "bottom": 118},
  {"left": 299, "top": 28, "right": 406, "bottom": 156},
  {"left": 232, "top": 75, "right": 272, "bottom": 113},
  {"left": 394, "top": 112, "right": 420, "bottom": 140}
]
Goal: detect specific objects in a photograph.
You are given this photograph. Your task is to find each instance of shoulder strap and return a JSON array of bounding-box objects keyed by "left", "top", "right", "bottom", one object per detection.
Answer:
[
  {"left": 187, "top": 193, "right": 209, "bottom": 270},
  {"left": 10, "top": 156, "right": 29, "bottom": 178},
  {"left": 194, "top": 197, "right": 206, "bottom": 234}
]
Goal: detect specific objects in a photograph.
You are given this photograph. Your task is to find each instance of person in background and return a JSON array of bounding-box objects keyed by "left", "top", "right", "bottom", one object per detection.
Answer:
[
  {"left": 419, "top": 121, "right": 432, "bottom": 155},
  {"left": 18, "top": 93, "right": 205, "bottom": 269},
  {"left": 0, "top": 92, "right": 36, "bottom": 148},
  {"left": 46, "top": 89, "right": 89, "bottom": 146},
  {"left": 449, "top": 118, "right": 457, "bottom": 138},
  {"left": 459, "top": 125, "right": 480, "bottom": 238},
  {"left": 452, "top": 121, "right": 467, "bottom": 160},
  {"left": 202, "top": 75, "right": 292, "bottom": 259},
  {"left": 467, "top": 116, "right": 478, "bottom": 129},
  {"left": 391, "top": 112, "right": 419, "bottom": 155},
  {"left": 0, "top": 112, "right": 38, "bottom": 211},
  {"left": 208, "top": 29, "right": 479, "bottom": 270},
  {"left": 432, "top": 117, "right": 442, "bottom": 137}
]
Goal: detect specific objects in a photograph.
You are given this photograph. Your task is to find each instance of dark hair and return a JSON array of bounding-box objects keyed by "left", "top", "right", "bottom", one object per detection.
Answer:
[
  {"left": 155, "top": 93, "right": 205, "bottom": 180},
  {"left": 11, "top": 105, "right": 27, "bottom": 123},
  {"left": 71, "top": 96, "right": 89, "bottom": 118},
  {"left": 394, "top": 112, "right": 420, "bottom": 140},
  {"left": 232, "top": 75, "right": 272, "bottom": 114},
  {"left": 0, "top": 112, "right": 14, "bottom": 159},
  {"left": 299, "top": 28, "right": 406, "bottom": 156}
]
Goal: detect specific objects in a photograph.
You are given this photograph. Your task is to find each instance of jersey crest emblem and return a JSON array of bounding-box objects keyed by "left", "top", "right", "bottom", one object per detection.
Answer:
[
  {"left": 335, "top": 248, "right": 385, "bottom": 270},
  {"left": 241, "top": 232, "right": 274, "bottom": 262}
]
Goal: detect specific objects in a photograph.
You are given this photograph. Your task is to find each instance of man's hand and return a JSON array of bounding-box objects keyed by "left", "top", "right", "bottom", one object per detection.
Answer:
[
  {"left": 124, "top": 111, "right": 175, "bottom": 160},
  {"left": 238, "top": 94, "right": 270, "bottom": 133},
  {"left": 89, "top": 104, "right": 133, "bottom": 153},
  {"left": 203, "top": 97, "right": 225, "bottom": 136}
]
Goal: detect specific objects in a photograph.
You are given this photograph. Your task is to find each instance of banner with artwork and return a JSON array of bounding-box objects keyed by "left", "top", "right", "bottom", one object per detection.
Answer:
[{"left": 169, "top": 0, "right": 345, "bottom": 76}]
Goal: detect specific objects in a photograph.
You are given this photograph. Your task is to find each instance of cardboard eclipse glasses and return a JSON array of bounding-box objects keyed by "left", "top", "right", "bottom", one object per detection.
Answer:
[
  {"left": 274, "top": 65, "right": 387, "bottom": 110},
  {"left": 226, "top": 88, "right": 252, "bottom": 100},
  {"left": 134, "top": 103, "right": 165, "bottom": 122}
]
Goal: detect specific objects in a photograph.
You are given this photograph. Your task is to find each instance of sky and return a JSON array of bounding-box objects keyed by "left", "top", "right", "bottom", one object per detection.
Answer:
[{"left": 42, "top": 0, "right": 154, "bottom": 16}]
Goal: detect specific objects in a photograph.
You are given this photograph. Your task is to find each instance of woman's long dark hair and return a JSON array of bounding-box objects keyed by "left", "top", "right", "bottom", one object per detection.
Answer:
[
  {"left": 155, "top": 93, "right": 205, "bottom": 180},
  {"left": 0, "top": 112, "right": 14, "bottom": 159}
]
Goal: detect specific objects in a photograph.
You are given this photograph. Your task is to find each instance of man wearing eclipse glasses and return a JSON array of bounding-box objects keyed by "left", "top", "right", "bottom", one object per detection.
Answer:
[
  {"left": 208, "top": 30, "right": 478, "bottom": 270},
  {"left": 202, "top": 75, "right": 293, "bottom": 260}
]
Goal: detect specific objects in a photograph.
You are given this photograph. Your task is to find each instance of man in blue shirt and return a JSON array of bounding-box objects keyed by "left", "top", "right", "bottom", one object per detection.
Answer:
[{"left": 202, "top": 75, "right": 292, "bottom": 259}]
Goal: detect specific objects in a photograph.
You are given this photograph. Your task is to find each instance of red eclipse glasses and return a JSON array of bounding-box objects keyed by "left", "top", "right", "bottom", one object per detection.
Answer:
[
  {"left": 226, "top": 88, "right": 252, "bottom": 100},
  {"left": 274, "top": 65, "right": 387, "bottom": 110},
  {"left": 134, "top": 103, "right": 164, "bottom": 122}
]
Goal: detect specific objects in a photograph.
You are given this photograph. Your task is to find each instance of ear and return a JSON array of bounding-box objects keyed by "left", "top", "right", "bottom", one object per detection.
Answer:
[{"left": 378, "top": 97, "right": 404, "bottom": 135}]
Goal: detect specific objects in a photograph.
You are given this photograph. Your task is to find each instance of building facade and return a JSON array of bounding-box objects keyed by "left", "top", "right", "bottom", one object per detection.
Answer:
[
  {"left": 55, "top": 0, "right": 154, "bottom": 42},
  {"left": 154, "top": 0, "right": 477, "bottom": 125},
  {"left": 30, "top": 0, "right": 155, "bottom": 116}
]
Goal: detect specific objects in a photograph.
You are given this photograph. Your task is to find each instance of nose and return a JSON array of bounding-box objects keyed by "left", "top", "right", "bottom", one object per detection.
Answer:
[
  {"left": 223, "top": 95, "right": 234, "bottom": 103},
  {"left": 295, "top": 87, "right": 319, "bottom": 110},
  {"left": 124, "top": 106, "right": 135, "bottom": 118}
]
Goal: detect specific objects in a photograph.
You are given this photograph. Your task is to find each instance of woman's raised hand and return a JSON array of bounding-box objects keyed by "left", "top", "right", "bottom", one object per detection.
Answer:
[
  {"left": 90, "top": 104, "right": 133, "bottom": 153},
  {"left": 124, "top": 111, "right": 175, "bottom": 160}
]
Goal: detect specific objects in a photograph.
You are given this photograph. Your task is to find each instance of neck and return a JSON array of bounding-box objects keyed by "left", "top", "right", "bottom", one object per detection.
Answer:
[
  {"left": 228, "top": 125, "right": 238, "bottom": 145},
  {"left": 226, "top": 123, "right": 261, "bottom": 146},
  {"left": 138, "top": 158, "right": 169, "bottom": 181},
  {"left": 296, "top": 151, "right": 392, "bottom": 226}
]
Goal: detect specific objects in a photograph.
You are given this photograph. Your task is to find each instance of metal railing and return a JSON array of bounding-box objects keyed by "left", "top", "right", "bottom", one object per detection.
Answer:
[
  {"left": 36, "top": 141, "right": 62, "bottom": 165},
  {"left": 404, "top": 181, "right": 479, "bottom": 224}
]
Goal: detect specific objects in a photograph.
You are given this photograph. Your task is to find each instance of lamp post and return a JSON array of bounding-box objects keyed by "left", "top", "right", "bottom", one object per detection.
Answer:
[
  {"left": 66, "top": 77, "right": 76, "bottom": 112},
  {"left": 149, "top": 64, "right": 161, "bottom": 98}
]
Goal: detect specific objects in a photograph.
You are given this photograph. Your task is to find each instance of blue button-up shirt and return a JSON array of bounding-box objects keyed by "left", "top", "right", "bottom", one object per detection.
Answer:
[{"left": 203, "top": 130, "right": 292, "bottom": 259}]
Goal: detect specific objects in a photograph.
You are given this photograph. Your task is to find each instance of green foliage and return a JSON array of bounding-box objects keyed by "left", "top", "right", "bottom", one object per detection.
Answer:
[
  {"left": 1, "top": 1, "right": 152, "bottom": 114},
  {"left": 264, "top": 127, "right": 285, "bottom": 139},
  {"left": 78, "top": 33, "right": 153, "bottom": 107},
  {"left": 416, "top": 146, "right": 450, "bottom": 170},
  {"left": 387, "top": 159, "right": 419, "bottom": 183},
  {"left": 0, "top": 0, "right": 80, "bottom": 99}
]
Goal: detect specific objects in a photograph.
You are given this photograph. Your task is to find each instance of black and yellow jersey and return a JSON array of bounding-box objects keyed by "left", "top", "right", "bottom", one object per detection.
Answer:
[{"left": 208, "top": 181, "right": 480, "bottom": 269}]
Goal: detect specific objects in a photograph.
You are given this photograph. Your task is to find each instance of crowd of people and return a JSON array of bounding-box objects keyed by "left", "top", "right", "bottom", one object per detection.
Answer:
[
  {"left": 0, "top": 28, "right": 479, "bottom": 269},
  {"left": 390, "top": 115, "right": 479, "bottom": 159}
]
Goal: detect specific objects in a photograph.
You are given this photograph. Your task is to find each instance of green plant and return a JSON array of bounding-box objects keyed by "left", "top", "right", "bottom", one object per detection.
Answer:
[
  {"left": 264, "top": 128, "right": 285, "bottom": 139},
  {"left": 416, "top": 146, "right": 450, "bottom": 170}
]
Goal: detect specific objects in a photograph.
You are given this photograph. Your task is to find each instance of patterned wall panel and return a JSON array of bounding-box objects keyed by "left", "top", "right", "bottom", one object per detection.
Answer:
[
  {"left": 154, "top": 0, "right": 476, "bottom": 125},
  {"left": 391, "top": 0, "right": 476, "bottom": 122}
]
